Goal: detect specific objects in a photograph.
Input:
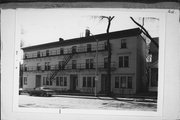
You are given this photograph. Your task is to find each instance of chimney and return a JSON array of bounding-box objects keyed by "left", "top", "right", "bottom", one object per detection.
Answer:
[
  {"left": 59, "top": 38, "right": 64, "bottom": 42},
  {"left": 85, "top": 28, "right": 90, "bottom": 37}
]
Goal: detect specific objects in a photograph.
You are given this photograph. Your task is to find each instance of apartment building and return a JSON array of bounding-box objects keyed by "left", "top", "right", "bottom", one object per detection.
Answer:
[{"left": 21, "top": 28, "right": 148, "bottom": 95}]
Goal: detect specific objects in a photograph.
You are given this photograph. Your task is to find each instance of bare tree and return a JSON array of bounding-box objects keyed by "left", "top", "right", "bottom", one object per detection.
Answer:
[
  {"left": 130, "top": 17, "right": 159, "bottom": 48},
  {"left": 92, "top": 16, "right": 115, "bottom": 96},
  {"left": 130, "top": 17, "right": 159, "bottom": 92}
]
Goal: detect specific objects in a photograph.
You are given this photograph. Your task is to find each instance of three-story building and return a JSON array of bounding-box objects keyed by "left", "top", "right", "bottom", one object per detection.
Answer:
[{"left": 21, "top": 28, "right": 147, "bottom": 95}]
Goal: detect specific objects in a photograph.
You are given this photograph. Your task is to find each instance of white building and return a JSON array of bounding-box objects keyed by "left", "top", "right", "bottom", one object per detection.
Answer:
[{"left": 21, "top": 28, "right": 148, "bottom": 95}]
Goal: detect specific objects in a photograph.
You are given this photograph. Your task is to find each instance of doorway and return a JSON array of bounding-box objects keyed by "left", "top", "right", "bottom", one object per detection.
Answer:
[
  {"left": 70, "top": 74, "right": 78, "bottom": 91},
  {"left": 35, "top": 75, "right": 41, "bottom": 88}
]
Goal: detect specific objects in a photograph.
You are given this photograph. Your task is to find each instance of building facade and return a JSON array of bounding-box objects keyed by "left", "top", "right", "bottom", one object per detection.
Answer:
[{"left": 21, "top": 28, "right": 148, "bottom": 95}]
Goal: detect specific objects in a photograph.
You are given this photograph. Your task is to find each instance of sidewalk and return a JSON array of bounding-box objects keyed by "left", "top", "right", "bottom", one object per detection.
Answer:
[{"left": 53, "top": 94, "right": 157, "bottom": 103}]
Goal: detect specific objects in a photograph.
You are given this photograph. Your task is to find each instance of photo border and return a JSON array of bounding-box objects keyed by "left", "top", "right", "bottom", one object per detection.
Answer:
[{"left": 2, "top": 8, "right": 180, "bottom": 120}]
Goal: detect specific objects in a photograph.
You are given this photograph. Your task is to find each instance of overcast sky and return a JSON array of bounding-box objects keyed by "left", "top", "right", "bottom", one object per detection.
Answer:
[{"left": 17, "top": 9, "right": 159, "bottom": 47}]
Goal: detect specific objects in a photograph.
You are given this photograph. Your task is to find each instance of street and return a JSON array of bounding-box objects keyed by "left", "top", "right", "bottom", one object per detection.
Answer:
[{"left": 19, "top": 94, "right": 157, "bottom": 111}]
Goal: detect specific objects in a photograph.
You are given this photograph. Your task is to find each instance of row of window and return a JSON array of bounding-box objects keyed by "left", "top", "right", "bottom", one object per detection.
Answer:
[
  {"left": 115, "top": 76, "right": 132, "bottom": 89},
  {"left": 24, "top": 43, "right": 108, "bottom": 59},
  {"left": 23, "top": 55, "right": 129, "bottom": 71},
  {"left": 82, "top": 76, "right": 95, "bottom": 88},
  {"left": 23, "top": 75, "right": 133, "bottom": 89},
  {"left": 24, "top": 39, "right": 127, "bottom": 59}
]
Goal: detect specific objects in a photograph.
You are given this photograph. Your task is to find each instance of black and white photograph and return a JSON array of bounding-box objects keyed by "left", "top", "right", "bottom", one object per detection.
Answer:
[
  {"left": 1, "top": 1, "right": 180, "bottom": 120},
  {"left": 16, "top": 9, "right": 161, "bottom": 112},
  {"left": 17, "top": 9, "right": 159, "bottom": 111}
]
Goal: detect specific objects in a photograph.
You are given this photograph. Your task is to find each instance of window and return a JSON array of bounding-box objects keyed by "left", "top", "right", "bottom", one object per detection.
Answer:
[
  {"left": 104, "top": 42, "right": 108, "bottom": 50},
  {"left": 87, "top": 44, "right": 92, "bottom": 52},
  {"left": 87, "top": 77, "right": 92, "bottom": 87},
  {"left": 24, "top": 54, "right": 28, "bottom": 59},
  {"left": 124, "top": 56, "right": 129, "bottom": 67},
  {"left": 60, "top": 77, "right": 63, "bottom": 86},
  {"left": 72, "top": 46, "right": 77, "bottom": 53},
  {"left": 60, "top": 48, "right": 64, "bottom": 55},
  {"left": 37, "top": 63, "right": 41, "bottom": 71},
  {"left": 45, "top": 62, "right": 50, "bottom": 70},
  {"left": 92, "top": 77, "right": 95, "bottom": 87},
  {"left": 151, "top": 68, "right": 158, "bottom": 87},
  {"left": 120, "top": 76, "right": 126, "bottom": 88},
  {"left": 59, "top": 61, "right": 65, "bottom": 69},
  {"left": 114, "top": 76, "right": 133, "bottom": 89},
  {"left": 127, "top": 76, "right": 132, "bottom": 88},
  {"left": 72, "top": 60, "right": 77, "bottom": 69},
  {"left": 121, "top": 39, "right": 127, "bottom": 48},
  {"left": 24, "top": 64, "right": 27, "bottom": 71},
  {"left": 23, "top": 77, "right": 27, "bottom": 85},
  {"left": 115, "top": 77, "right": 119, "bottom": 88},
  {"left": 83, "top": 77, "right": 86, "bottom": 87},
  {"left": 86, "top": 59, "right": 94, "bottom": 69},
  {"left": 82, "top": 76, "right": 95, "bottom": 88},
  {"left": 56, "top": 77, "right": 60, "bottom": 86},
  {"left": 46, "top": 50, "right": 49, "bottom": 56},
  {"left": 64, "top": 77, "right": 67, "bottom": 86},
  {"left": 56, "top": 77, "right": 67, "bottom": 86},
  {"left": 37, "top": 51, "right": 41, "bottom": 58},
  {"left": 104, "top": 57, "right": 108, "bottom": 68},
  {"left": 119, "top": 56, "right": 129, "bottom": 68}
]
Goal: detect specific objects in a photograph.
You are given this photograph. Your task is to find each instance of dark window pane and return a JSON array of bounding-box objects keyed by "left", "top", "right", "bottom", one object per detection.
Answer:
[
  {"left": 37, "top": 51, "right": 41, "bottom": 57},
  {"left": 151, "top": 68, "right": 158, "bottom": 87},
  {"left": 90, "top": 59, "right": 94, "bottom": 69},
  {"left": 119, "top": 57, "right": 123, "bottom": 68},
  {"left": 83, "top": 77, "right": 86, "bottom": 87},
  {"left": 60, "top": 48, "right": 64, "bottom": 55},
  {"left": 104, "top": 57, "right": 108, "bottom": 68},
  {"left": 72, "top": 46, "right": 77, "bottom": 53},
  {"left": 46, "top": 50, "right": 49, "bottom": 56},
  {"left": 64, "top": 77, "right": 67, "bottom": 86},
  {"left": 115, "top": 77, "right": 119, "bottom": 88},
  {"left": 121, "top": 39, "right": 127, "bottom": 48},
  {"left": 86, "top": 59, "right": 89, "bottom": 69},
  {"left": 87, "top": 44, "right": 92, "bottom": 52},
  {"left": 56, "top": 77, "right": 59, "bottom": 86},
  {"left": 87, "top": 77, "right": 91, "bottom": 87},
  {"left": 124, "top": 56, "right": 129, "bottom": 67},
  {"left": 72, "top": 60, "right": 77, "bottom": 69},
  {"left": 127, "top": 76, "right": 132, "bottom": 88},
  {"left": 60, "top": 77, "right": 63, "bottom": 86},
  {"left": 93, "top": 77, "right": 95, "bottom": 87}
]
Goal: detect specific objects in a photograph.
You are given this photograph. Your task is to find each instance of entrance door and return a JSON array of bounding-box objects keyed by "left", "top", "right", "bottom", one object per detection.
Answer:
[
  {"left": 101, "top": 74, "right": 108, "bottom": 93},
  {"left": 35, "top": 75, "right": 41, "bottom": 88},
  {"left": 70, "top": 75, "right": 78, "bottom": 91}
]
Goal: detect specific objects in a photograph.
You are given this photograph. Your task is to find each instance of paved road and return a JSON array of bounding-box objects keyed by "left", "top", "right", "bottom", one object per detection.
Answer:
[{"left": 19, "top": 94, "right": 157, "bottom": 111}]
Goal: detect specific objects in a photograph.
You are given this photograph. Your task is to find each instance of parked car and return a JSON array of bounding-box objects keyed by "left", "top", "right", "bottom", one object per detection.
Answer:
[{"left": 28, "top": 87, "right": 55, "bottom": 97}]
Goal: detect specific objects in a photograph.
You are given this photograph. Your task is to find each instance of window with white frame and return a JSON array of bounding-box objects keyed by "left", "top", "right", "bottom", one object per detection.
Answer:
[
  {"left": 82, "top": 76, "right": 95, "bottom": 87},
  {"left": 23, "top": 77, "right": 27, "bottom": 85},
  {"left": 114, "top": 76, "right": 133, "bottom": 89},
  {"left": 119, "top": 56, "right": 129, "bottom": 68}
]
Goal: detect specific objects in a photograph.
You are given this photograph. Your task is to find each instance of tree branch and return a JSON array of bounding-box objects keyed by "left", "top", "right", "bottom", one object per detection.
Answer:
[{"left": 130, "top": 17, "right": 159, "bottom": 48}]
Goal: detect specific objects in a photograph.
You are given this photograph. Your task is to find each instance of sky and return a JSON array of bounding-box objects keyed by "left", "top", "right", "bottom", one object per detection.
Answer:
[{"left": 17, "top": 9, "right": 159, "bottom": 47}]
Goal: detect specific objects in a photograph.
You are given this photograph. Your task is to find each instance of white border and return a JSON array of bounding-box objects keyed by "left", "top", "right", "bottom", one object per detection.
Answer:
[{"left": 1, "top": 8, "right": 170, "bottom": 118}]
